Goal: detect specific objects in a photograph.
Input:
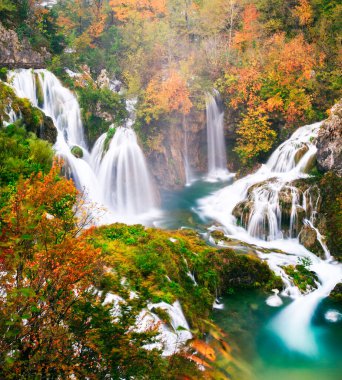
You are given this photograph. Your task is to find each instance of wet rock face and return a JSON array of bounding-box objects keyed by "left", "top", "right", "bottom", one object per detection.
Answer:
[
  {"left": 37, "top": 115, "right": 57, "bottom": 145},
  {"left": 317, "top": 100, "right": 342, "bottom": 176},
  {"left": 0, "top": 23, "right": 49, "bottom": 68},
  {"left": 147, "top": 110, "right": 206, "bottom": 190},
  {"left": 298, "top": 223, "right": 325, "bottom": 258}
]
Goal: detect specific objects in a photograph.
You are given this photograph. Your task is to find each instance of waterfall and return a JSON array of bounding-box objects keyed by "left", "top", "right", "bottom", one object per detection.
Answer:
[
  {"left": 198, "top": 121, "right": 342, "bottom": 356},
  {"left": 99, "top": 127, "right": 155, "bottom": 216},
  {"left": 8, "top": 69, "right": 157, "bottom": 221},
  {"left": 206, "top": 90, "right": 229, "bottom": 180}
]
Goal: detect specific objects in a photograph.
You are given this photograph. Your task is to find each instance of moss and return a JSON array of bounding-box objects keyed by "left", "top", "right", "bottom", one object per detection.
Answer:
[
  {"left": 0, "top": 67, "right": 8, "bottom": 81},
  {"left": 104, "top": 126, "right": 116, "bottom": 152},
  {"left": 35, "top": 73, "right": 44, "bottom": 107}
]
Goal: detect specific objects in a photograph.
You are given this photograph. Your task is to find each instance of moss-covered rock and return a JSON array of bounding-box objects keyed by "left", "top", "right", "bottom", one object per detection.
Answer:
[
  {"left": 283, "top": 259, "right": 319, "bottom": 293},
  {"left": 37, "top": 115, "right": 57, "bottom": 145},
  {"left": 329, "top": 283, "right": 342, "bottom": 303},
  {"left": 71, "top": 145, "right": 84, "bottom": 158}
]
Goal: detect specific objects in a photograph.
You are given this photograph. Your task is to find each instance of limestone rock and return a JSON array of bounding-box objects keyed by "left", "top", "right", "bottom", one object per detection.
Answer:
[
  {"left": 298, "top": 224, "right": 325, "bottom": 258},
  {"left": 317, "top": 99, "right": 342, "bottom": 176},
  {"left": 0, "top": 22, "right": 49, "bottom": 68}
]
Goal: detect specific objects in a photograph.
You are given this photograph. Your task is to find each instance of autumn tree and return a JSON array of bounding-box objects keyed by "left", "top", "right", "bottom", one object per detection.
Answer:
[{"left": 0, "top": 162, "right": 171, "bottom": 378}]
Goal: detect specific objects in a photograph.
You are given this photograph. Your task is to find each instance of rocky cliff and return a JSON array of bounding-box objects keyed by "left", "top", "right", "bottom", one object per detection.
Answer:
[
  {"left": 0, "top": 22, "right": 49, "bottom": 68},
  {"left": 317, "top": 99, "right": 342, "bottom": 176},
  {"left": 146, "top": 111, "right": 207, "bottom": 190}
]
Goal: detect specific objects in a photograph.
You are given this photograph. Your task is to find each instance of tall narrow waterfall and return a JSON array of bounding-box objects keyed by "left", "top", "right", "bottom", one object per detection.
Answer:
[
  {"left": 206, "top": 91, "right": 229, "bottom": 180},
  {"left": 99, "top": 127, "right": 155, "bottom": 216},
  {"left": 8, "top": 69, "right": 157, "bottom": 221},
  {"left": 198, "top": 122, "right": 342, "bottom": 356}
]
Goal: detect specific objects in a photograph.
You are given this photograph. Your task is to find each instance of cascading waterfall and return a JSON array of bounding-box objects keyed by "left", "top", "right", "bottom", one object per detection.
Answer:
[
  {"left": 198, "top": 121, "right": 342, "bottom": 356},
  {"left": 8, "top": 69, "right": 157, "bottom": 221},
  {"left": 206, "top": 90, "right": 229, "bottom": 180},
  {"left": 99, "top": 127, "right": 155, "bottom": 216}
]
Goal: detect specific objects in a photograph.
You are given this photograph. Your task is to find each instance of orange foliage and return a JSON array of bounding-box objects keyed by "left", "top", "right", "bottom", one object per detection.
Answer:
[
  {"left": 144, "top": 69, "right": 192, "bottom": 122},
  {"left": 293, "top": 0, "right": 313, "bottom": 26},
  {"left": 0, "top": 162, "right": 102, "bottom": 374},
  {"left": 232, "top": 4, "right": 260, "bottom": 50},
  {"left": 110, "top": 0, "right": 167, "bottom": 21}
]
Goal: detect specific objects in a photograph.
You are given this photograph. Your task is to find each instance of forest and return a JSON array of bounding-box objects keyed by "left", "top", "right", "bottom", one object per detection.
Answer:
[{"left": 0, "top": 0, "right": 341, "bottom": 379}]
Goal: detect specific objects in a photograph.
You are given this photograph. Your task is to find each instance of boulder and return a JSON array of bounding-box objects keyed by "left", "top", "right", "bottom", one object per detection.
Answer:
[
  {"left": 71, "top": 146, "right": 84, "bottom": 158},
  {"left": 298, "top": 224, "right": 325, "bottom": 258},
  {"left": 38, "top": 115, "right": 57, "bottom": 145},
  {"left": 317, "top": 100, "right": 342, "bottom": 176}
]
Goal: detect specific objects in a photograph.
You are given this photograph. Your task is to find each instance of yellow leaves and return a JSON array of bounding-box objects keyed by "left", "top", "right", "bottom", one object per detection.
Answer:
[
  {"left": 266, "top": 94, "right": 284, "bottom": 112},
  {"left": 293, "top": 0, "right": 313, "bottom": 26},
  {"left": 235, "top": 108, "right": 277, "bottom": 164}
]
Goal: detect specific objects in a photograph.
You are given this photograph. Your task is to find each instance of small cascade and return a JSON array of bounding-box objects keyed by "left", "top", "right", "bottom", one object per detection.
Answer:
[
  {"left": 198, "top": 121, "right": 342, "bottom": 356},
  {"left": 206, "top": 90, "right": 229, "bottom": 180},
  {"left": 8, "top": 69, "right": 157, "bottom": 221}
]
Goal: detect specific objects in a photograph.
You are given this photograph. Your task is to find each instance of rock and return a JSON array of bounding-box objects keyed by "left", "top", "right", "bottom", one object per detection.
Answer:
[
  {"left": 298, "top": 224, "right": 325, "bottom": 258},
  {"left": 329, "top": 283, "right": 342, "bottom": 303},
  {"left": 37, "top": 115, "right": 57, "bottom": 145},
  {"left": 294, "top": 145, "right": 309, "bottom": 164},
  {"left": 71, "top": 146, "right": 84, "bottom": 158},
  {"left": 317, "top": 100, "right": 342, "bottom": 176},
  {"left": 232, "top": 200, "right": 253, "bottom": 226},
  {"left": 147, "top": 110, "right": 207, "bottom": 190},
  {"left": 0, "top": 22, "right": 49, "bottom": 68},
  {"left": 96, "top": 69, "right": 110, "bottom": 89}
]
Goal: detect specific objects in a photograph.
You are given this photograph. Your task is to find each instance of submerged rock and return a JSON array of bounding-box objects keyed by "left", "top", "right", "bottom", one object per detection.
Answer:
[{"left": 317, "top": 100, "right": 342, "bottom": 176}]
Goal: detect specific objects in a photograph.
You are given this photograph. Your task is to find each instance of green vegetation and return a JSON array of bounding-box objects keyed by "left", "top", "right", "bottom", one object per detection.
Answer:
[
  {"left": 76, "top": 85, "right": 127, "bottom": 146},
  {"left": 284, "top": 257, "right": 319, "bottom": 292}
]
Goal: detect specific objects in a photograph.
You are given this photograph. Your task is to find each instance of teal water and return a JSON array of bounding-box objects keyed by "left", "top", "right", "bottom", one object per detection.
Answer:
[
  {"left": 213, "top": 291, "right": 342, "bottom": 380},
  {"left": 154, "top": 177, "right": 234, "bottom": 230}
]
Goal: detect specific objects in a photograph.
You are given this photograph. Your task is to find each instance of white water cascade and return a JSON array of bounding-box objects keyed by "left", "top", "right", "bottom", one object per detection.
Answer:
[
  {"left": 8, "top": 69, "right": 157, "bottom": 222},
  {"left": 206, "top": 90, "right": 230, "bottom": 180},
  {"left": 198, "top": 122, "right": 342, "bottom": 356}
]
